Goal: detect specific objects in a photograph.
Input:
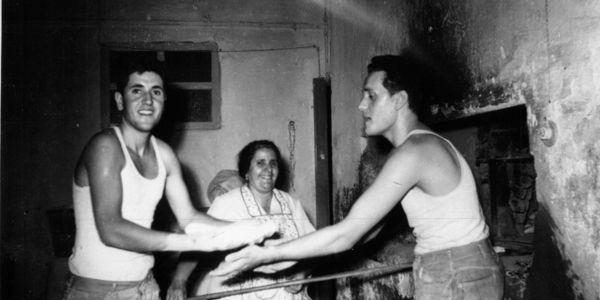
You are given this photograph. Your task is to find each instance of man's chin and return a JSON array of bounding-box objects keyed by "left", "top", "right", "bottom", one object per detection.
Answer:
[{"left": 136, "top": 120, "right": 160, "bottom": 132}]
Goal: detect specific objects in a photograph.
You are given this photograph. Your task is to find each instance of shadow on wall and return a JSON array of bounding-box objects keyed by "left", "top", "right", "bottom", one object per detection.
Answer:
[
  {"left": 152, "top": 105, "right": 203, "bottom": 208},
  {"left": 525, "top": 204, "right": 576, "bottom": 300},
  {"left": 404, "top": 1, "right": 477, "bottom": 115}
]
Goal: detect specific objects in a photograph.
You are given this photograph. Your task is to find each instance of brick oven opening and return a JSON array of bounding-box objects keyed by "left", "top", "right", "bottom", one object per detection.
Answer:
[{"left": 435, "top": 104, "right": 535, "bottom": 299}]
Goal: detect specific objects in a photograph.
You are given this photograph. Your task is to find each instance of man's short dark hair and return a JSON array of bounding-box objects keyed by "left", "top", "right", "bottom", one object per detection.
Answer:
[
  {"left": 367, "top": 54, "right": 428, "bottom": 118},
  {"left": 116, "top": 61, "right": 167, "bottom": 94}
]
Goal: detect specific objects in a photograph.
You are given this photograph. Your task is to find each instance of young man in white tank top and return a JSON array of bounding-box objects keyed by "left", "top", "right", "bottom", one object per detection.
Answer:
[
  {"left": 210, "top": 54, "right": 503, "bottom": 299},
  {"left": 63, "top": 63, "right": 278, "bottom": 300}
]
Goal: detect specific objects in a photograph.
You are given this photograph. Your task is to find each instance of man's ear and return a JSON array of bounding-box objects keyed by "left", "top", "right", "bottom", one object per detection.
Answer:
[
  {"left": 393, "top": 90, "right": 408, "bottom": 111},
  {"left": 114, "top": 91, "right": 124, "bottom": 111}
]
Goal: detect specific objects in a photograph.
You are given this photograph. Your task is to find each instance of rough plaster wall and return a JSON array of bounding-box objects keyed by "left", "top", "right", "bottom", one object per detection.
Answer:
[
  {"left": 408, "top": 0, "right": 600, "bottom": 298},
  {"left": 99, "top": 0, "right": 325, "bottom": 25},
  {"left": 328, "top": 0, "right": 410, "bottom": 299},
  {"left": 329, "top": 0, "right": 408, "bottom": 213},
  {"left": 180, "top": 45, "right": 320, "bottom": 218},
  {"left": 532, "top": 1, "right": 600, "bottom": 297},
  {"left": 99, "top": 0, "right": 326, "bottom": 221}
]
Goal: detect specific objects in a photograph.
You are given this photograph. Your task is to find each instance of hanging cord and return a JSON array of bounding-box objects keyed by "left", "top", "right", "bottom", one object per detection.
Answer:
[
  {"left": 188, "top": 262, "right": 413, "bottom": 300},
  {"left": 287, "top": 120, "right": 296, "bottom": 192}
]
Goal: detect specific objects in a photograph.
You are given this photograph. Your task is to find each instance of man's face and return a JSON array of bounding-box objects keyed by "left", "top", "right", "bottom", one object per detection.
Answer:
[
  {"left": 358, "top": 71, "right": 400, "bottom": 136},
  {"left": 115, "top": 71, "right": 165, "bottom": 132}
]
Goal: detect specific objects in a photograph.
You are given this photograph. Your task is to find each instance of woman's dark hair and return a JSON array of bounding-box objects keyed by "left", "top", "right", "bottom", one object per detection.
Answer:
[{"left": 237, "top": 140, "right": 283, "bottom": 181}]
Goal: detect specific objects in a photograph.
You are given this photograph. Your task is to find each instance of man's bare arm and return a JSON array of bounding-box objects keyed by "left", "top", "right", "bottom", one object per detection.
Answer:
[
  {"left": 211, "top": 142, "right": 424, "bottom": 276},
  {"left": 84, "top": 133, "right": 201, "bottom": 251},
  {"left": 159, "top": 140, "right": 226, "bottom": 231},
  {"left": 84, "top": 133, "right": 270, "bottom": 252}
]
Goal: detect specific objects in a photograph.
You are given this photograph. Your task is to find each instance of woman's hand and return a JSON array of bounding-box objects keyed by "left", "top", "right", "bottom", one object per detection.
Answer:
[{"left": 166, "top": 279, "right": 186, "bottom": 300}]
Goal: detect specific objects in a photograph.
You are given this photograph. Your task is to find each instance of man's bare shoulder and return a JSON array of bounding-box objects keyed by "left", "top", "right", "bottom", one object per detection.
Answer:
[
  {"left": 403, "top": 133, "right": 460, "bottom": 179},
  {"left": 152, "top": 136, "right": 172, "bottom": 152},
  {"left": 85, "top": 129, "right": 120, "bottom": 154},
  {"left": 386, "top": 133, "right": 453, "bottom": 170},
  {"left": 152, "top": 136, "right": 177, "bottom": 162},
  {"left": 390, "top": 134, "right": 432, "bottom": 157},
  {"left": 151, "top": 136, "right": 184, "bottom": 177},
  {"left": 75, "top": 129, "right": 123, "bottom": 185},
  {"left": 401, "top": 133, "right": 451, "bottom": 157},
  {"left": 80, "top": 128, "right": 125, "bottom": 167},
  {"left": 383, "top": 138, "right": 424, "bottom": 173}
]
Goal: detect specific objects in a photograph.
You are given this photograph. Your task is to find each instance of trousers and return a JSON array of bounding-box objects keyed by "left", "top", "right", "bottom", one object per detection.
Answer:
[
  {"left": 62, "top": 271, "right": 160, "bottom": 300},
  {"left": 412, "top": 238, "right": 504, "bottom": 300}
]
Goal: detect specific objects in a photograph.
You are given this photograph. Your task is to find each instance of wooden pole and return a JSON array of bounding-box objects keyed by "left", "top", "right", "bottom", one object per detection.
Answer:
[{"left": 188, "top": 262, "right": 413, "bottom": 300}]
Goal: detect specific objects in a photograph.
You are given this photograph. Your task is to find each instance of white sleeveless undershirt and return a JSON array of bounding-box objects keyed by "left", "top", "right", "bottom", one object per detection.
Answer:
[
  {"left": 68, "top": 127, "right": 166, "bottom": 281},
  {"left": 401, "top": 129, "right": 488, "bottom": 255}
]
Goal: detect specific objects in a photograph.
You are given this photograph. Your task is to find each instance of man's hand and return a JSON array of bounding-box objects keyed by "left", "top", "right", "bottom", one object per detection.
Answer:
[
  {"left": 166, "top": 279, "right": 186, "bottom": 300},
  {"left": 209, "top": 244, "right": 271, "bottom": 278},
  {"left": 186, "top": 219, "right": 278, "bottom": 251},
  {"left": 247, "top": 237, "right": 296, "bottom": 273},
  {"left": 253, "top": 260, "right": 297, "bottom": 274}
]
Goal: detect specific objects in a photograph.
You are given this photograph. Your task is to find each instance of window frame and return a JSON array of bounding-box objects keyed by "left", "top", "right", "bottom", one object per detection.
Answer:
[{"left": 101, "top": 42, "right": 221, "bottom": 130}]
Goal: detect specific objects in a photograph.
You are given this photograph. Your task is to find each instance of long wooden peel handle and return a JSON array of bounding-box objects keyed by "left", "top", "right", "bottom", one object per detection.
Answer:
[{"left": 188, "top": 262, "right": 413, "bottom": 300}]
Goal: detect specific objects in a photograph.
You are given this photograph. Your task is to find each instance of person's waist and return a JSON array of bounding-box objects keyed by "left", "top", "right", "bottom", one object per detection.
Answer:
[
  {"left": 69, "top": 271, "right": 153, "bottom": 290},
  {"left": 416, "top": 238, "right": 493, "bottom": 261},
  {"left": 68, "top": 247, "right": 154, "bottom": 280},
  {"left": 412, "top": 220, "right": 488, "bottom": 253}
]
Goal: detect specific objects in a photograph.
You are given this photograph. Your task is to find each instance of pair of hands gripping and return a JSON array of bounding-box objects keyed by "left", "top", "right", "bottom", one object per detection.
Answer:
[
  {"left": 209, "top": 234, "right": 299, "bottom": 282},
  {"left": 166, "top": 222, "right": 301, "bottom": 300},
  {"left": 185, "top": 219, "right": 297, "bottom": 276},
  {"left": 184, "top": 218, "right": 280, "bottom": 252},
  {"left": 208, "top": 236, "right": 305, "bottom": 295}
]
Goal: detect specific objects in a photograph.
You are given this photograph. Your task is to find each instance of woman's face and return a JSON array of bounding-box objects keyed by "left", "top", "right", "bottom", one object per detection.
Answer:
[{"left": 246, "top": 148, "right": 279, "bottom": 194}]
